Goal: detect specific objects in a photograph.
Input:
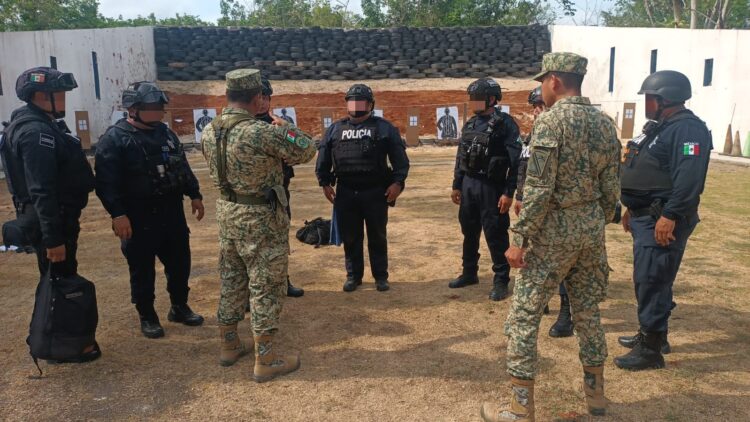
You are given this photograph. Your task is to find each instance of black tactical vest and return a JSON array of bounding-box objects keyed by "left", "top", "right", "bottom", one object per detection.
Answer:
[
  {"left": 1, "top": 112, "right": 94, "bottom": 210},
  {"left": 458, "top": 111, "right": 510, "bottom": 184},
  {"left": 113, "top": 121, "right": 192, "bottom": 198},
  {"left": 621, "top": 113, "right": 705, "bottom": 191},
  {"left": 331, "top": 118, "right": 382, "bottom": 178}
]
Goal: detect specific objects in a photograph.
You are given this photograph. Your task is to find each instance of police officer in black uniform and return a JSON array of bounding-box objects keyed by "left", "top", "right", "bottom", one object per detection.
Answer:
[
  {"left": 254, "top": 75, "right": 304, "bottom": 298},
  {"left": 316, "top": 84, "right": 410, "bottom": 292},
  {"left": 0, "top": 67, "right": 100, "bottom": 362},
  {"left": 95, "top": 82, "right": 205, "bottom": 339},
  {"left": 450, "top": 78, "right": 521, "bottom": 301},
  {"left": 614, "top": 70, "right": 711, "bottom": 371}
]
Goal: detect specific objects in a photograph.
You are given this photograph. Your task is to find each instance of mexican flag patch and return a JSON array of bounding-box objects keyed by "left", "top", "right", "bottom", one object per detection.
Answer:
[
  {"left": 683, "top": 142, "right": 700, "bottom": 156},
  {"left": 285, "top": 130, "right": 297, "bottom": 144},
  {"left": 30, "top": 73, "right": 45, "bottom": 83}
]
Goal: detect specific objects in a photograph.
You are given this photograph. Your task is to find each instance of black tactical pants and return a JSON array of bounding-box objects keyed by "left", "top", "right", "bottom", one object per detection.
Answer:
[
  {"left": 458, "top": 175, "right": 511, "bottom": 282},
  {"left": 121, "top": 200, "right": 191, "bottom": 306},
  {"left": 335, "top": 184, "right": 389, "bottom": 281},
  {"left": 17, "top": 205, "right": 81, "bottom": 278},
  {"left": 630, "top": 212, "right": 699, "bottom": 332}
]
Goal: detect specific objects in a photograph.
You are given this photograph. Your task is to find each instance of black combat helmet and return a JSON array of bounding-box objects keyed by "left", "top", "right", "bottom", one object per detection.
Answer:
[
  {"left": 638, "top": 70, "right": 692, "bottom": 103},
  {"left": 528, "top": 86, "right": 543, "bottom": 105},
  {"left": 122, "top": 81, "right": 169, "bottom": 108},
  {"left": 467, "top": 78, "right": 502, "bottom": 102},
  {"left": 15, "top": 66, "right": 78, "bottom": 102},
  {"left": 345, "top": 84, "right": 374, "bottom": 102},
  {"left": 261, "top": 75, "right": 273, "bottom": 96}
]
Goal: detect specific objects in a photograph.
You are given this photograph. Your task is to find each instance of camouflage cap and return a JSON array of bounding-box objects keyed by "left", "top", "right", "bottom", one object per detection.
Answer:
[
  {"left": 226, "top": 69, "right": 261, "bottom": 91},
  {"left": 533, "top": 52, "right": 588, "bottom": 82}
]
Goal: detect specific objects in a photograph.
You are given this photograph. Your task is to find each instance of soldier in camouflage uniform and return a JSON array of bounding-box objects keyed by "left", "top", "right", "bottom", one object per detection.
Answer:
[
  {"left": 480, "top": 53, "right": 621, "bottom": 422},
  {"left": 201, "top": 69, "right": 316, "bottom": 383}
]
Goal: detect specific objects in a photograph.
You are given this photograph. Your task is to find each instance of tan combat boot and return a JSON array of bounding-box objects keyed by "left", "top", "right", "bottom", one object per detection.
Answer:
[
  {"left": 480, "top": 377, "right": 535, "bottom": 422},
  {"left": 219, "top": 324, "right": 251, "bottom": 367},
  {"left": 583, "top": 365, "right": 606, "bottom": 416},
  {"left": 253, "top": 333, "right": 300, "bottom": 383}
]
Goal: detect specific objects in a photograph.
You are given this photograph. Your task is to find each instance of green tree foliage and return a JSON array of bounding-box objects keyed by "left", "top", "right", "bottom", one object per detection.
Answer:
[
  {"left": 218, "top": 0, "right": 360, "bottom": 27},
  {"left": 602, "top": 0, "right": 750, "bottom": 28},
  {"left": 0, "top": 0, "right": 212, "bottom": 31}
]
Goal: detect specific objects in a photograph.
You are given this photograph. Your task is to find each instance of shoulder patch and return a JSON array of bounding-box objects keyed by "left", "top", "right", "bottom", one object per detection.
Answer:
[
  {"left": 284, "top": 129, "right": 298, "bottom": 144},
  {"left": 527, "top": 148, "right": 552, "bottom": 179},
  {"left": 682, "top": 142, "right": 700, "bottom": 156},
  {"left": 296, "top": 137, "right": 310, "bottom": 148},
  {"left": 39, "top": 133, "right": 55, "bottom": 149}
]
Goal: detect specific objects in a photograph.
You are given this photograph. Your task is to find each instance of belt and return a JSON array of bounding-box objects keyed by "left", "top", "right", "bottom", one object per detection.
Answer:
[
  {"left": 628, "top": 207, "right": 653, "bottom": 218},
  {"left": 221, "top": 191, "right": 268, "bottom": 206}
]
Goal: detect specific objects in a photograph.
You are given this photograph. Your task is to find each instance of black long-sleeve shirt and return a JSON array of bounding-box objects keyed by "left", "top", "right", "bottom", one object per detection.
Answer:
[
  {"left": 452, "top": 111, "right": 521, "bottom": 197},
  {"left": 621, "top": 110, "right": 712, "bottom": 219},
  {"left": 95, "top": 121, "right": 201, "bottom": 219},
  {"left": 316, "top": 116, "right": 410, "bottom": 188}
]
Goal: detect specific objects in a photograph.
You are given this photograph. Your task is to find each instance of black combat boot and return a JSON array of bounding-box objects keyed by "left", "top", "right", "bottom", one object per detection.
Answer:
[
  {"left": 168, "top": 303, "right": 205, "bottom": 326},
  {"left": 136, "top": 302, "right": 165, "bottom": 339},
  {"left": 287, "top": 277, "right": 305, "bottom": 298},
  {"left": 488, "top": 274, "right": 509, "bottom": 301},
  {"left": 448, "top": 272, "right": 479, "bottom": 288},
  {"left": 614, "top": 331, "right": 666, "bottom": 370},
  {"left": 618, "top": 330, "right": 671, "bottom": 354},
  {"left": 375, "top": 279, "right": 390, "bottom": 292},
  {"left": 343, "top": 277, "right": 362, "bottom": 292},
  {"left": 549, "top": 294, "right": 574, "bottom": 338}
]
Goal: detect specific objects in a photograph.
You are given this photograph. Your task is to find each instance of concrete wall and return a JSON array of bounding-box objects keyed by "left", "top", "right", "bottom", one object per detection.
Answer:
[
  {"left": 0, "top": 27, "right": 156, "bottom": 145},
  {"left": 549, "top": 25, "right": 750, "bottom": 147}
]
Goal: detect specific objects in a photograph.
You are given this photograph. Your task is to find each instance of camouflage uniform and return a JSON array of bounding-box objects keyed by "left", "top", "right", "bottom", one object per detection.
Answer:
[
  {"left": 505, "top": 53, "right": 621, "bottom": 380},
  {"left": 202, "top": 69, "right": 316, "bottom": 336}
]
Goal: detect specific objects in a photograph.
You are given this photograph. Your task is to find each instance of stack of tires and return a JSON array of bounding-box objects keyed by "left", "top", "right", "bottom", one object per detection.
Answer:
[{"left": 154, "top": 25, "right": 549, "bottom": 81}]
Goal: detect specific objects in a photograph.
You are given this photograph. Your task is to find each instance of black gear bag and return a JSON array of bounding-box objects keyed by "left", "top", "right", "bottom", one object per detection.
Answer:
[
  {"left": 295, "top": 217, "right": 332, "bottom": 248},
  {"left": 27, "top": 267, "right": 99, "bottom": 375}
]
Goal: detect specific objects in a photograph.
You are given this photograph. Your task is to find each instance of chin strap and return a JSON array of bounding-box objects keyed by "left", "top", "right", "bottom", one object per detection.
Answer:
[{"left": 47, "top": 92, "right": 65, "bottom": 119}]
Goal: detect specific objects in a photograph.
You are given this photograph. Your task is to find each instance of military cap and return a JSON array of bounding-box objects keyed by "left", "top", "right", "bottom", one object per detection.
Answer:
[
  {"left": 533, "top": 52, "right": 588, "bottom": 81},
  {"left": 226, "top": 69, "right": 261, "bottom": 91}
]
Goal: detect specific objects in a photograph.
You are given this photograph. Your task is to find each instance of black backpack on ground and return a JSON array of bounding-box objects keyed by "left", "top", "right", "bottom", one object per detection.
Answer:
[
  {"left": 295, "top": 218, "right": 332, "bottom": 248},
  {"left": 2, "top": 219, "right": 33, "bottom": 249},
  {"left": 27, "top": 269, "right": 99, "bottom": 374}
]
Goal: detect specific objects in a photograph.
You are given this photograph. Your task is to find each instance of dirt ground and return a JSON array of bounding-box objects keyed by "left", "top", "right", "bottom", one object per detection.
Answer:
[{"left": 1, "top": 148, "right": 749, "bottom": 422}]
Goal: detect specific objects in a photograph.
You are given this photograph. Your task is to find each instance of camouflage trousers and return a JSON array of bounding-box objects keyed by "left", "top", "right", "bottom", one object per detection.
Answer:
[
  {"left": 505, "top": 239, "right": 609, "bottom": 380},
  {"left": 216, "top": 219, "right": 289, "bottom": 336}
]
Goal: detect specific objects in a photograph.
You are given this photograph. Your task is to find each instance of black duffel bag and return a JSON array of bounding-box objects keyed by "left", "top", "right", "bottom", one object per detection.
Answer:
[
  {"left": 27, "top": 268, "right": 100, "bottom": 375},
  {"left": 295, "top": 217, "right": 331, "bottom": 248}
]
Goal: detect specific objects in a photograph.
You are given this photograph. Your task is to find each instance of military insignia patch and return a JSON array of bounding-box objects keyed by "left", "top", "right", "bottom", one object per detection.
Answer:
[
  {"left": 683, "top": 142, "right": 700, "bottom": 156},
  {"left": 39, "top": 133, "right": 55, "bottom": 149},
  {"left": 527, "top": 148, "right": 552, "bottom": 179},
  {"left": 30, "top": 73, "right": 46, "bottom": 83},
  {"left": 285, "top": 130, "right": 297, "bottom": 144},
  {"left": 296, "top": 137, "right": 310, "bottom": 148}
]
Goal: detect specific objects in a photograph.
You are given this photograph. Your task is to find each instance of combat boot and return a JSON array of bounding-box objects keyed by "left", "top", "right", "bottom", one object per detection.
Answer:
[
  {"left": 489, "top": 274, "right": 509, "bottom": 301},
  {"left": 375, "top": 278, "right": 390, "bottom": 292},
  {"left": 342, "top": 277, "right": 362, "bottom": 292},
  {"left": 481, "top": 377, "right": 535, "bottom": 422},
  {"left": 548, "top": 294, "right": 574, "bottom": 338},
  {"left": 614, "top": 331, "right": 665, "bottom": 370},
  {"left": 582, "top": 365, "right": 606, "bottom": 416},
  {"left": 253, "top": 334, "right": 301, "bottom": 383},
  {"left": 618, "top": 330, "right": 671, "bottom": 354},
  {"left": 168, "top": 303, "right": 205, "bottom": 326},
  {"left": 449, "top": 272, "right": 479, "bottom": 288},
  {"left": 219, "top": 324, "right": 251, "bottom": 367},
  {"left": 287, "top": 277, "right": 304, "bottom": 298},
  {"left": 136, "top": 302, "right": 164, "bottom": 339}
]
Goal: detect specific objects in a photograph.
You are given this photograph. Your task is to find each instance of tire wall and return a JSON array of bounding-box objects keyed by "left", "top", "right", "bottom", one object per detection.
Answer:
[{"left": 154, "top": 25, "right": 550, "bottom": 82}]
